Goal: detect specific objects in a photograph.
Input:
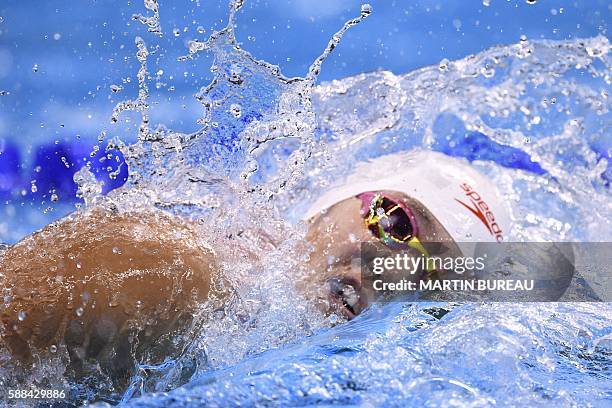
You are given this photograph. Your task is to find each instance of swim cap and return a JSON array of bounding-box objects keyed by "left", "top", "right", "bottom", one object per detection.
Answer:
[{"left": 305, "top": 150, "right": 512, "bottom": 257}]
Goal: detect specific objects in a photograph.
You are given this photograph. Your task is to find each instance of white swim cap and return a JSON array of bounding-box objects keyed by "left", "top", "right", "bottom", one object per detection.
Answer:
[{"left": 305, "top": 150, "right": 512, "bottom": 256}]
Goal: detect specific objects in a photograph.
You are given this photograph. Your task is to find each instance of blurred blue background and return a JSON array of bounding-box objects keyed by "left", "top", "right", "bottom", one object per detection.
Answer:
[{"left": 0, "top": 0, "right": 609, "bottom": 241}]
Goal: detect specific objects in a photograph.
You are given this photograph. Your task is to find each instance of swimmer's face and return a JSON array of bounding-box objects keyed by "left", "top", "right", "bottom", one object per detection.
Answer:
[{"left": 304, "top": 190, "right": 460, "bottom": 319}]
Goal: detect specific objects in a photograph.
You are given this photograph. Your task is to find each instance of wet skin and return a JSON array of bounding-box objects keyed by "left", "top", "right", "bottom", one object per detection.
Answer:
[
  {"left": 0, "top": 190, "right": 458, "bottom": 389},
  {"left": 0, "top": 207, "right": 215, "bottom": 388},
  {"left": 303, "top": 191, "right": 460, "bottom": 318}
]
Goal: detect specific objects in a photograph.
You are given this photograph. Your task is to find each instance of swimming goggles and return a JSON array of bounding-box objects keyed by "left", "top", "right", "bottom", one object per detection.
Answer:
[{"left": 357, "top": 192, "right": 436, "bottom": 274}]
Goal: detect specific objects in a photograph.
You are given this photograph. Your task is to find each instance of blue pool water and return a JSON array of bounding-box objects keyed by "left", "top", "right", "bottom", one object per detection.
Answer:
[
  {"left": 0, "top": 0, "right": 610, "bottom": 242},
  {"left": 118, "top": 302, "right": 612, "bottom": 407},
  {"left": 0, "top": 1, "right": 610, "bottom": 407}
]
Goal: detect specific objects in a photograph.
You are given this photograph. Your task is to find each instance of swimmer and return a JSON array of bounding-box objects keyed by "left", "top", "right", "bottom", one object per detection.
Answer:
[
  {"left": 0, "top": 150, "right": 510, "bottom": 395},
  {"left": 301, "top": 150, "right": 511, "bottom": 317}
]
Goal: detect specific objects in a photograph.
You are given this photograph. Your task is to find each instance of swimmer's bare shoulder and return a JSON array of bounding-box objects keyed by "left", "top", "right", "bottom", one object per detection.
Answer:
[{"left": 0, "top": 207, "right": 215, "bottom": 384}]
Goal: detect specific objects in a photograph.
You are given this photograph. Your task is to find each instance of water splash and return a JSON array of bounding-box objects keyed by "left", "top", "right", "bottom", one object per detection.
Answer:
[
  {"left": 2, "top": 0, "right": 611, "bottom": 405},
  {"left": 109, "top": 0, "right": 371, "bottom": 213},
  {"left": 133, "top": 0, "right": 162, "bottom": 36},
  {"left": 112, "top": 32, "right": 611, "bottom": 406},
  {"left": 124, "top": 303, "right": 612, "bottom": 407},
  {"left": 111, "top": 36, "right": 152, "bottom": 141},
  {"left": 306, "top": 3, "right": 373, "bottom": 81},
  {"left": 74, "top": 165, "right": 103, "bottom": 207},
  {"left": 291, "top": 35, "right": 611, "bottom": 241}
]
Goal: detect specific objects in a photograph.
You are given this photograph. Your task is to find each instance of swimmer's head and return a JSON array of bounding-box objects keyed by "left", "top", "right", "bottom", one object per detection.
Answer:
[
  {"left": 302, "top": 150, "right": 512, "bottom": 319},
  {"left": 303, "top": 189, "right": 460, "bottom": 319}
]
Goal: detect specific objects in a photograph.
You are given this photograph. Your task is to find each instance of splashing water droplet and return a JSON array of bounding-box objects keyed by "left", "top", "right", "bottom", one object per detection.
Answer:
[
  {"left": 111, "top": 37, "right": 152, "bottom": 140},
  {"left": 133, "top": 0, "right": 162, "bottom": 36},
  {"left": 74, "top": 165, "right": 103, "bottom": 206},
  {"left": 481, "top": 65, "right": 495, "bottom": 78},
  {"left": 17, "top": 311, "right": 25, "bottom": 321},
  {"left": 230, "top": 103, "right": 242, "bottom": 118},
  {"left": 586, "top": 46, "right": 604, "bottom": 58},
  {"left": 516, "top": 35, "right": 533, "bottom": 58},
  {"left": 360, "top": 4, "right": 373, "bottom": 17},
  {"left": 483, "top": 0, "right": 491, "bottom": 6},
  {"left": 306, "top": 5, "right": 372, "bottom": 81},
  {"left": 439, "top": 58, "right": 450, "bottom": 71},
  {"left": 32, "top": 64, "right": 39, "bottom": 73},
  {"left": 75, "top": 307, "right": 84, "bottom": 317},
  {"left": 49, "top": 345, "right": 58, "bottom": 353}
]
